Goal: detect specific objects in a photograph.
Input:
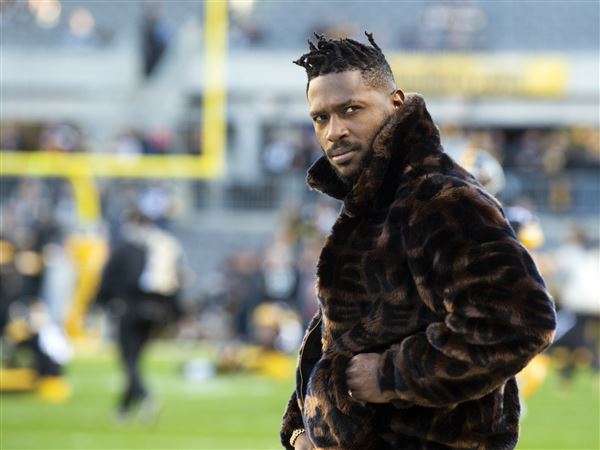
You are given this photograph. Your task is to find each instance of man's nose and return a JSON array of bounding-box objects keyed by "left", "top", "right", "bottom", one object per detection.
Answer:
[{"left": 326, "top": 116, "right": 348, "bottom": 143}]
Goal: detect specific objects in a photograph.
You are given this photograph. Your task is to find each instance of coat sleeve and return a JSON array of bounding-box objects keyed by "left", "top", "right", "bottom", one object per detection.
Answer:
[
  {"left": 280, "top": 390, "right": 305, "bottom": 450},
  {"left": 377, "top": 178, "right": 556, "bottom": 407}
]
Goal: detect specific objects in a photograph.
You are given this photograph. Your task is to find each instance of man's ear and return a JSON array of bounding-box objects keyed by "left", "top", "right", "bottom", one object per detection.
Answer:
[{"left": 391, "top": 89, "right": 405, "bottom": 109}]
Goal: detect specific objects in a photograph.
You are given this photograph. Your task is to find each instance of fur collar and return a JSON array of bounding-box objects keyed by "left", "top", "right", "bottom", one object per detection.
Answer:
[{"left": 306, "top": 94, "right": 443, "bottom": 217}]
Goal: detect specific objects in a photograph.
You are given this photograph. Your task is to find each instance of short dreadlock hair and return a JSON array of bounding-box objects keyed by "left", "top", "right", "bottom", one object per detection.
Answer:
[{"left": 293, "top": 31, "right": 396, "bottom": 92}]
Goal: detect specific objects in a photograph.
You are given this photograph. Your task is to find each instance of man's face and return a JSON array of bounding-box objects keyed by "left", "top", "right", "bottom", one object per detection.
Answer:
[{"left": 307, "top": 70, "right": 402, "bottom": 183}]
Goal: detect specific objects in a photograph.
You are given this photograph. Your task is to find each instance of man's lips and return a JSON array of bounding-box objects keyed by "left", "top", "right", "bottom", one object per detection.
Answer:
[
  {"left": 328, "top": 144, "right": 360, "bottom": 164},
  {"left": 330, "top": 150, "right": 356, "bottom": 164}
]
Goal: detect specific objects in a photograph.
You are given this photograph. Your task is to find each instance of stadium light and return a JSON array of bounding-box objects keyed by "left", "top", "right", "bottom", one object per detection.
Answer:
[
  {"left": 230, "top": 0, "right": 255, "bottom": 17},
  {"left": 69, "top": 7, "right": 94, "bottom": 38},
  {"left": 34, "top": 0, "right": 61, "bottom": 28}
]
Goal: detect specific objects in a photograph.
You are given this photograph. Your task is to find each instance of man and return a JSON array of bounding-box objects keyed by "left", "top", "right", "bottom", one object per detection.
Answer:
[
  {"left": 96, "top": 210, "right": 183, "bottom": 421},
  {"left": 280, "top": 33, "right": 556, "bottom": 450}
]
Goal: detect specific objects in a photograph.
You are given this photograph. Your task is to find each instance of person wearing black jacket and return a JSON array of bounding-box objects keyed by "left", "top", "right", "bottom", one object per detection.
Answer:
[{"left": 96, "top": 212, "right": 183, "bottom": 420}]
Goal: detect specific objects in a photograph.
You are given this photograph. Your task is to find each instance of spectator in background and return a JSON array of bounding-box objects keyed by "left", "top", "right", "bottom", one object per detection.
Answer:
[
  {"left": 262, "top": 131, "right": 297, "bottom": 176},
  {"left": 229, "top": 17, "right": 264, "bottom": 48},
  {"left": 111, "top": 127, "right": 173, "bottom": 156},
  {"left": 0, "top": 123, "right": 82, "bottom": 153},
  {"left": 294, "top": 126, "right": 322, "bottom": 171},
  {"left": 262, "top": 126, "right": 322, "bottom": 176},
  {"left": 38, "top": 123, "right": 83, "bottom": 152},
  {"left": 142, "top": 3, "right": 172, "bottom": 78},
  {"left": 0, "top": 196, "right": 73, "bottom": 404},
  {"left": 3, "top": 297, "right": 73, "bottom": 402},
  {"left": 294, "top": 237, "right": 322, "bottom": 328},
  {"left": 0, "top": 124, "right": 24, "bottom": 151},
  {"left": 565, "top": 128, "right": 600, "bottom": 169},
  {"left": 551, "top": 229, "right": 600, "bottom": 381},
  {"left": 95, "top": 210, "right": 184, "bottom": 422},
  {"left": 137, "top": 182, "right": 175, "bottom": 229},
  {"left": 400, "top": 0, "right": 487, "bottom": 50},
  {"left": 541, "top": 130, "right": 569, "bottom": 175},
  {"left": 228, "top": 0, "right": 264, "bottom": 48},
  {"left": 513, "top": 130, "right": 544, "bottom": 172},
  {"left": 262, "top": 231, "right": 298, "bottom": 305},
  {"left": 143, "top": 126, "right": 173, "bottom": 154},
  {"left": 112, "top": 130, "right": 144, "bottom": 156},
  {"left": 224, "top": 250, "right": 264, "bottom": 339},
  {"left": 444, "top": 131, "right": 506, "bottom": 197}
]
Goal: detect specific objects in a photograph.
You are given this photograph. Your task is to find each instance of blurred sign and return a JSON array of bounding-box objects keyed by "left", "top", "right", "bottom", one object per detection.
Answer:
[{"left": 389, "top": 54, "right": 568, "bottom": 98}]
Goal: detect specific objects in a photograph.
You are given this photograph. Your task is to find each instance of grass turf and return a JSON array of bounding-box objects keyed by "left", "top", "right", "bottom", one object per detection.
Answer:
[{"left": 1, "top": 343, "right": 598, "bottom": 450}]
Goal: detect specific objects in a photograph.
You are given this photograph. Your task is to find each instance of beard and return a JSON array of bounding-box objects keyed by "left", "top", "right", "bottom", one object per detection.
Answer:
[{"left": 334, "top": 147, "right": 373, "bottom": 189}]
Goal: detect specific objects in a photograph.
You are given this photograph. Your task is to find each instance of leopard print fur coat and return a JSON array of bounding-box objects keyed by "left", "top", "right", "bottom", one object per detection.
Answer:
[{"left": 280, "top": 94, "right": 556, "bottom": 450}]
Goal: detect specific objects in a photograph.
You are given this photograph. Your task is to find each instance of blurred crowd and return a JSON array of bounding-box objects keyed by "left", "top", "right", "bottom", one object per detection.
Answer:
[
  {"left": 261, "top": 124, "right": 322, "bottom": 176},
  {"left": 1, "top": 122, "right": 84, "bottom": 153},
  {"left": 1, "top": 172, "right": 599, "bottom": 395},
  {"left": 9, "top": 121, "right": 594, "bottom": 175},
  {"left": 260, "top": 124, "right": 600, "bottom": 176},
  {"left": 314, "top": 0, "right": 488, "bottom": 52},
  {"left": 186, "top": 197, "right": 337, "bottom": 342},
  {"left": 0, "top": 122, "right": 179, "bottom": 155}
]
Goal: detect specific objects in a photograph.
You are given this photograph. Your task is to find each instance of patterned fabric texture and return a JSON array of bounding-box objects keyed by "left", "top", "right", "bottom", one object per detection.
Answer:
[{"left": 280, "top": 94, "right": 556, "bottom": 450}]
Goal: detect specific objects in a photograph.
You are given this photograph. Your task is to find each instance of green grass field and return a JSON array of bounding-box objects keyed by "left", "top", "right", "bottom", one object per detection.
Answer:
[{"left": 1, "top": 343, "right": 598, "bottom": 450}]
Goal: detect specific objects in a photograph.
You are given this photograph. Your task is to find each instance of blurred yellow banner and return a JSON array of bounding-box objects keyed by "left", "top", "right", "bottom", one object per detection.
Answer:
[{"left": 389, "top": 54, "right": 568, "bottom": 97}]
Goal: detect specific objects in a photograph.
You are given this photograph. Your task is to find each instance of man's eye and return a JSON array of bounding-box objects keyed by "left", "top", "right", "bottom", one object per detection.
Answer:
[
  {"left": 344, "top": 106, "right": 359, "bottom": 114},
  {"left": 313, "top": 115, "right": 327, "bottom": 123}
]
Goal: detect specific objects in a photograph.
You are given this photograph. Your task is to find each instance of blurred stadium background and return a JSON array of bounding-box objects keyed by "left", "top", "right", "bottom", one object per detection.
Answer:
[{"left": 0, "top": 1, "right": 598, "bottom": 449}]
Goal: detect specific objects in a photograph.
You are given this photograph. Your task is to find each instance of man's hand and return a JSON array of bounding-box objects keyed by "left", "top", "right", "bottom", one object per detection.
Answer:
[
  {"left": 346, "top": 353, "right": 395, "bottom": 404},
  {"left": 293, "top": 433, "right": 314, "bottom": 450}
]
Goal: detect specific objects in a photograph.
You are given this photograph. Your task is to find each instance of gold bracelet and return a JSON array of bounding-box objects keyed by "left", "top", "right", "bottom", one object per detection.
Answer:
[{"left": 289, "top": 428, "right": 305, "bottom": 447}]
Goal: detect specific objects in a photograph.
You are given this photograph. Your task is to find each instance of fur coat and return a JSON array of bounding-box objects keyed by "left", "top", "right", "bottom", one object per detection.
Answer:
[{"left": 280, "top": 94, "right": 556, "bottom": 450}]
